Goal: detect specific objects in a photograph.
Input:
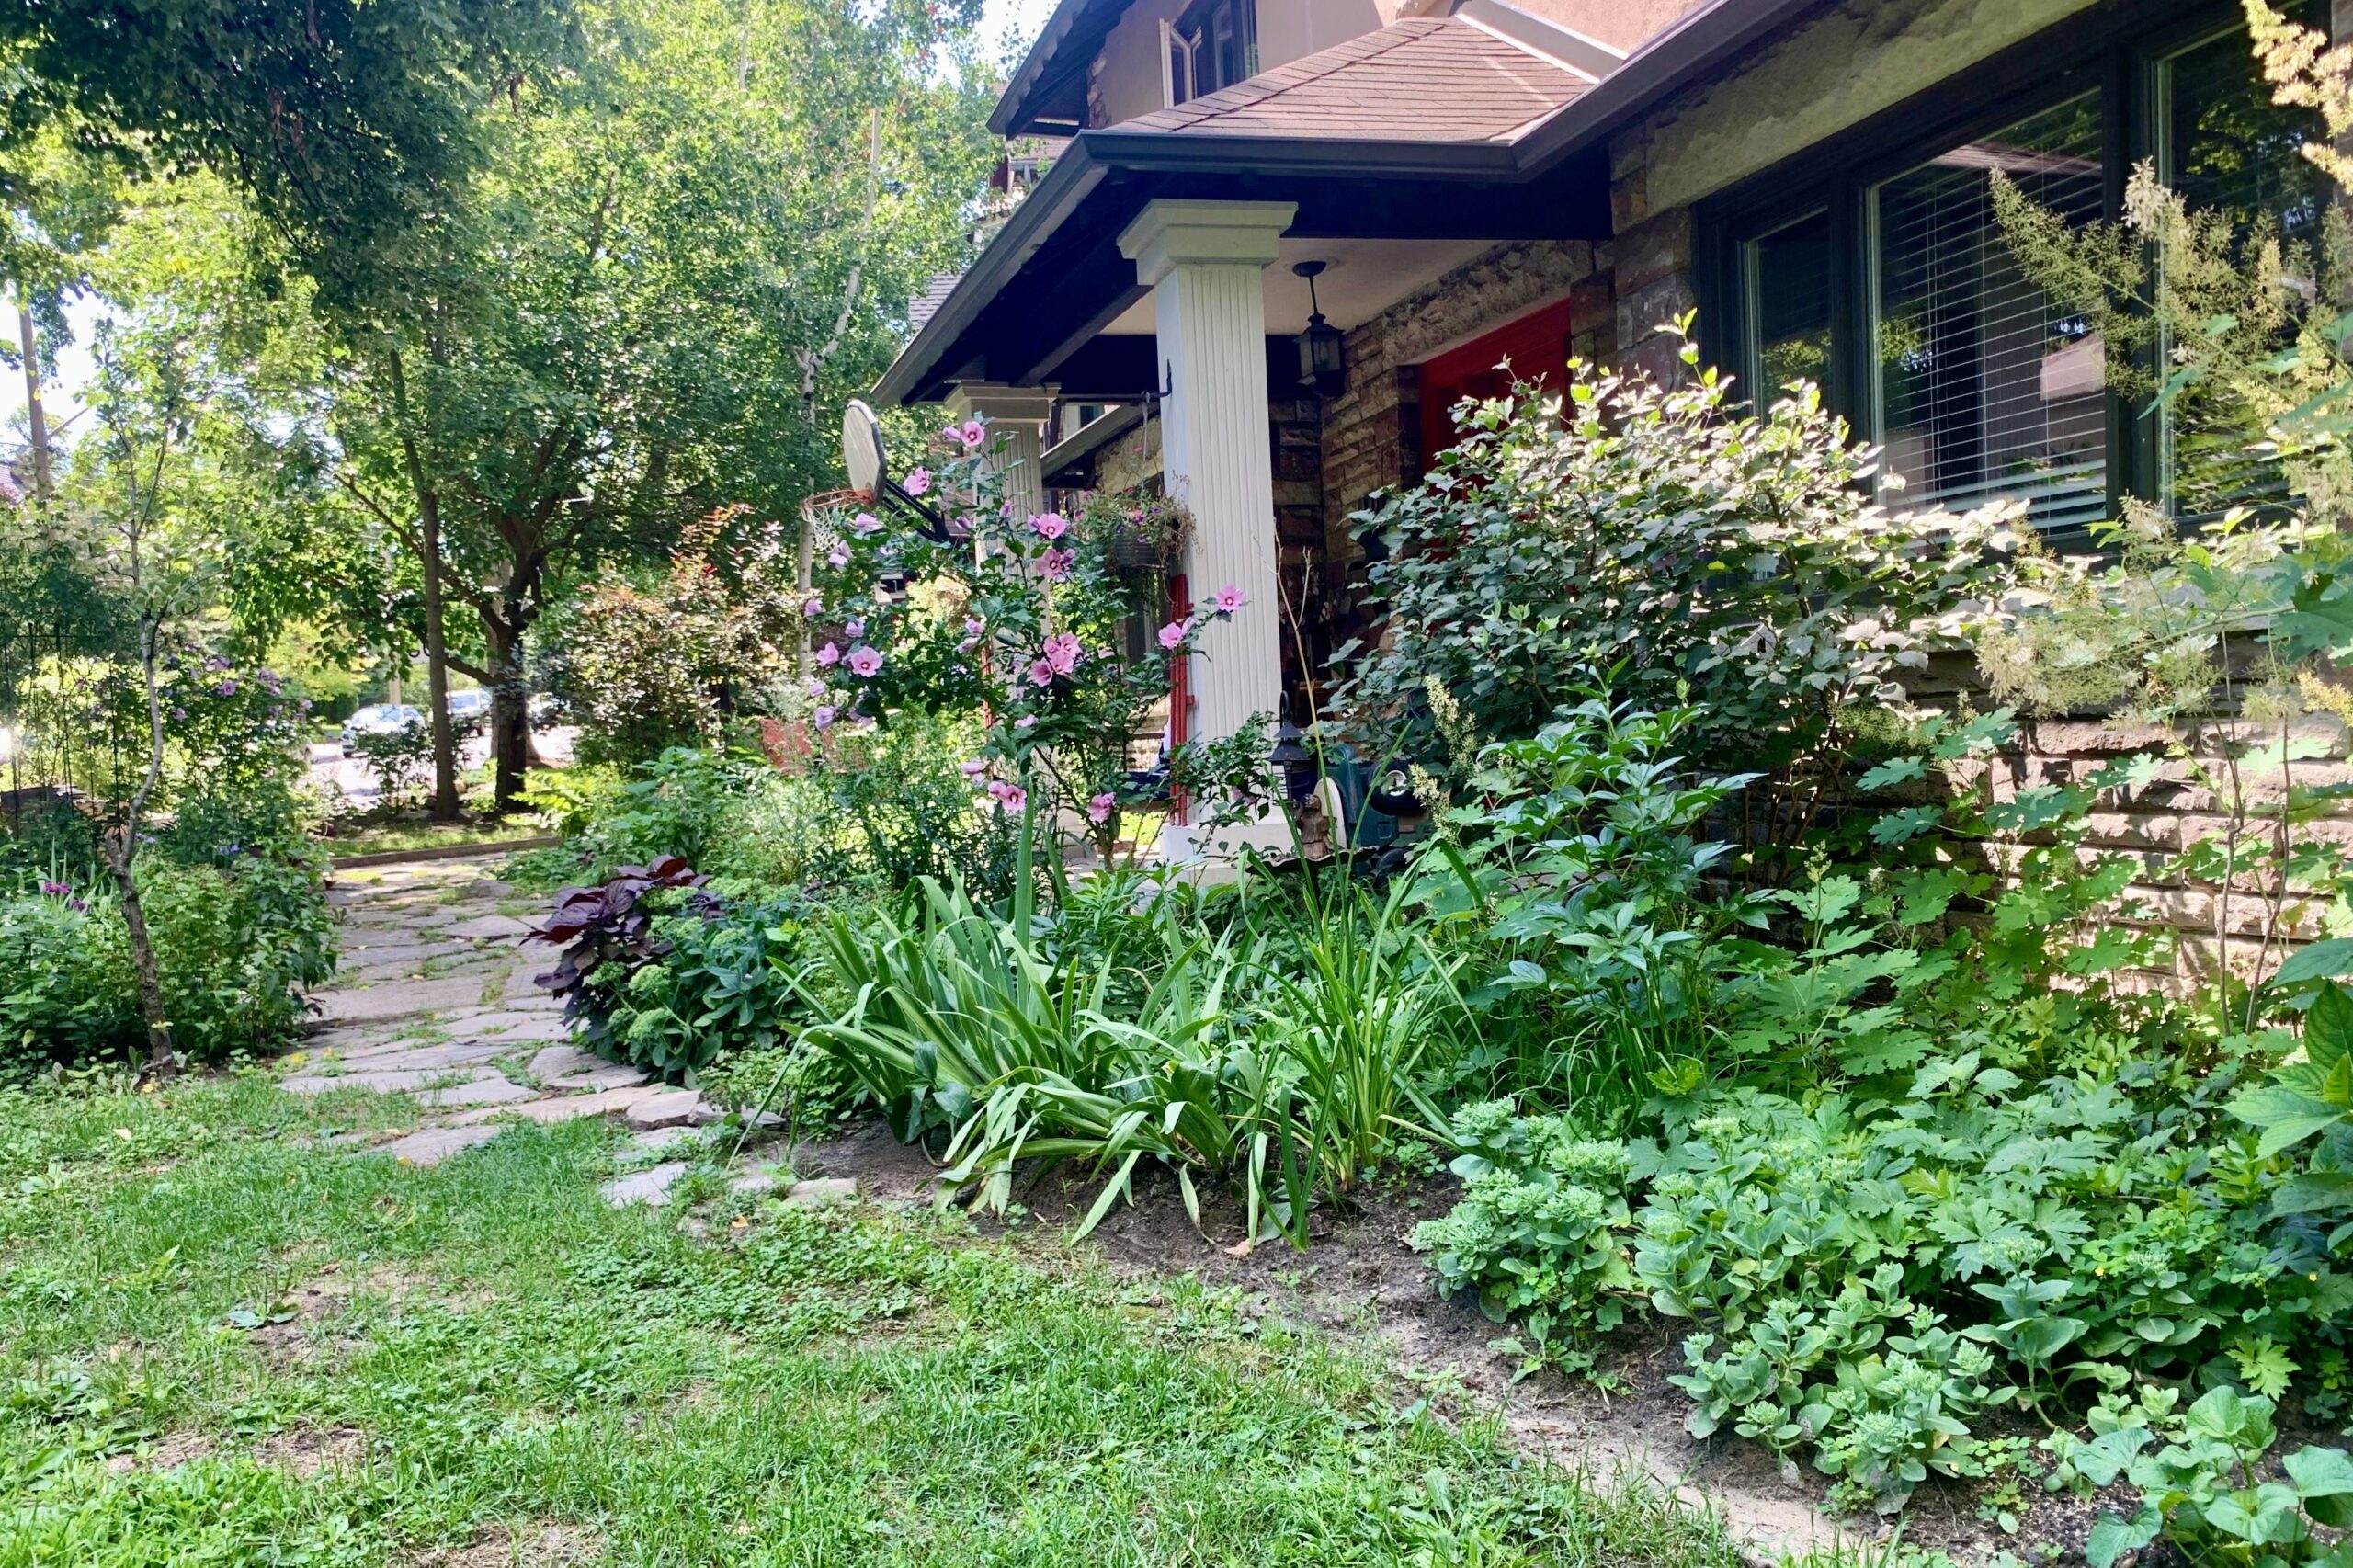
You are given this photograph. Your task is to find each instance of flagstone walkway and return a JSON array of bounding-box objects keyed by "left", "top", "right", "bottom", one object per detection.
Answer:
[{"left": 285, "top": 855, "right": 733, "bottom": 1182}]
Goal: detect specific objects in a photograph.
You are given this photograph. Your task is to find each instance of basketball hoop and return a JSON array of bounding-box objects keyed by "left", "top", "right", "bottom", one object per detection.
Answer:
[{"left": 841, "top": 398, "right": 953, "bottom": 543}]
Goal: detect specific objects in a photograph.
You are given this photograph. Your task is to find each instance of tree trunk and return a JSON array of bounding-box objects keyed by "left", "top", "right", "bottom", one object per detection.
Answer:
[
  {"left": 108, "top": 613, "right": 176, "bottom": 1077},
  {"left": 415, "top": 490, "right": 460, "bottom": 823},
  {"left": 485, "top": 610, "right": 531, "bottom": 809},
  {"left": 17, "top": 297, "right": 50, "bottom": 503}
]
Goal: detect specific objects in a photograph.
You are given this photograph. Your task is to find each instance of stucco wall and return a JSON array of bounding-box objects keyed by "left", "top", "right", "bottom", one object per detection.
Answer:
[
  {"left": 1609, "top": 0, "right": 2107, "bottom": 226},
  {"left": 1091, "top": 0, "right": 1404, "bottom": 127}
]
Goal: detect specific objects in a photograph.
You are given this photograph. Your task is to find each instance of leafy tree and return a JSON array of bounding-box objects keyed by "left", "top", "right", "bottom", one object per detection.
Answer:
[
  {"left": 325, "top": 0, "right": 995, "bottom": 811},
  {"left": 0, "top": 0, "right": 574, "bottom": 314}
]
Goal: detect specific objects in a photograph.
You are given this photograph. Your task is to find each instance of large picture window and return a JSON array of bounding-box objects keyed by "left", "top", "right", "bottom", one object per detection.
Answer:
[
  {"left": 1871, "top": 95, "right": 2109, "bottom": 532},
  {"left": 1710, "top": 0, "right": 2327, "bottom": 537}
]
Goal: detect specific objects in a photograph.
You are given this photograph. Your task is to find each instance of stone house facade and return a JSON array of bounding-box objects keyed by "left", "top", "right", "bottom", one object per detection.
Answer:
[{"left": 873, "top": 0, "right": 2343, "bottom": 904}]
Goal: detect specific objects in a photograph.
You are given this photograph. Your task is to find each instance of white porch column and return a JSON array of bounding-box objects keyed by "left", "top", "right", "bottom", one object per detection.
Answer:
[
  {"left": 1118, "top": 199, "right": 1294, "bottom": 746},
  {"left": 943, "top": 382, "right": 1055, "bottom": 523}
]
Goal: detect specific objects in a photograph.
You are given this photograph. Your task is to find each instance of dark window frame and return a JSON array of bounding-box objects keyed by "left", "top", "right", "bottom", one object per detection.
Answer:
[{"left": 1692, "top": 0, "right": 2312, "bottom": 537}]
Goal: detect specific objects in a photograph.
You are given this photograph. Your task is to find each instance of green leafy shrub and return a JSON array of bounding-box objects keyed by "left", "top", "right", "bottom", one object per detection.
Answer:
[
  {"left": 1330, "top": 329, "right": 2022, "bottom": 797},
  {"left": 0, "top": 844, "right": 332, "bottom": 1072},
  {"left": 594, "top": 892, "right": 822, "bottom": 1082},
  {"left": 0, "top": 884, "right": 138, "bottom": 1064}
]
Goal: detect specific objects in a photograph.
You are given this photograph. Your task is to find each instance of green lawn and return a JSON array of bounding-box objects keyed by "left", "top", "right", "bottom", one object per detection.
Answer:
[{"left": 0, "top": 1078, "right": 1743, "bottom": 1568}]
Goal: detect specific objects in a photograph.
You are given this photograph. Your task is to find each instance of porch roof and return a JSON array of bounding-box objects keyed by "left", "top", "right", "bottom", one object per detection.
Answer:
[{"left": 880, "top": 0, "right": 1827, "bottom": 409}]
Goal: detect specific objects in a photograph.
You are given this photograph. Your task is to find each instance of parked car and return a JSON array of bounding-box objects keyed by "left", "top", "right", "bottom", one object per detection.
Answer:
[
  {"left": 340, "top": 703, "right": 425, "bottom": 756},
  {"left": 446, "top": 688, "right": 492, "bottom": 733}
]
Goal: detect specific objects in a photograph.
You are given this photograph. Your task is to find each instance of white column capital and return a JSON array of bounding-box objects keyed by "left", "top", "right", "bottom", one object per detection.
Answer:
[
  {"left": 942, "top": 381, "right": 1058, "bottom": 423},
  {"left": 1117, "top": 200, "right": 1297, "bottom": 289}
]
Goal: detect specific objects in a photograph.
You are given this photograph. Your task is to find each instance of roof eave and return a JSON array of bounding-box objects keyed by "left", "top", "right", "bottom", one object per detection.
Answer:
[
  {"left": 989, "top": 0, "right": 1110, "bottom": 138},
  {"left": 874, "top": 145, "right": 1110, "bottom": 407},
  {"left": 873, "top": 131, "right": 1529, "bottom": 407}
]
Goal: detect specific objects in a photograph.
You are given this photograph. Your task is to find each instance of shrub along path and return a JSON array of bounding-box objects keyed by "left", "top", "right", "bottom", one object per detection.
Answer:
[{"left": 287, "top": 857, "right": 744, "bottom": 1192}]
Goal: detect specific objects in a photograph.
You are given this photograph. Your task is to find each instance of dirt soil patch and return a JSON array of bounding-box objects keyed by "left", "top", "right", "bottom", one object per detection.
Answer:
[
  {"left": 400, "top": 1523, "right": 601, "bottom": 1568},
  {"left": 784, "top": 1125, "right": 2125, "bottom": 1565}
]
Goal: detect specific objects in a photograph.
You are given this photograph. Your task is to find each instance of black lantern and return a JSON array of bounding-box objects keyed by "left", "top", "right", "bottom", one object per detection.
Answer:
[
  {"left": 1269, "top": 720, "right": 1317, "bottom": 801},
  {"left": 1292, "top": 261, "right": 1345, "bottom": 397}
]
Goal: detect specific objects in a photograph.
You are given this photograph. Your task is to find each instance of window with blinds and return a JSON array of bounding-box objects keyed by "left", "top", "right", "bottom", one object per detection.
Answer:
[
  {"left": 1745, "top": 211, "right": 1834, "bottom": 403},
  {"left": 2160, "top": 17, "right": 2331, "bottom": 517},
  {"left": 1872, "top": 94, "right": 2110, "bottom": 533}
]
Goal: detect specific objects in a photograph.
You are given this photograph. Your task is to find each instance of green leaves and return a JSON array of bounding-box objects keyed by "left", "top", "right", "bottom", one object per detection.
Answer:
[{"left": 2231, "top": 983, "right": 2353, "bottom": 1156}]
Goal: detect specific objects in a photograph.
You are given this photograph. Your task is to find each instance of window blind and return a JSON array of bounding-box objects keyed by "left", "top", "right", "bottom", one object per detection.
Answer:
[{"left": 1873, "top": 94, "right": 2109, "bottom": 533}]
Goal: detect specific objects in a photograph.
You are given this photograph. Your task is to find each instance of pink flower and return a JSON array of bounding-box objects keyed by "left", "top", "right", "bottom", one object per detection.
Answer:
[
  {"left": 1015, "top": 714, "right": 1038, "bottom": 730},
  {"left": 1040, "top": 548, "right": 1075, "bottom": 581},
  {"left": 1157, "top": 620, "right": 1190, "bottom": 651},
  {"left": 1088, "top": 792, "right": 1116, "bottom": 824},
  {"left": 987, "top": 779, "right": 1028, "bottom": 811},
  {"left": 1029, "top": 512, "right": 1069, "bottom": 540},
  {"left": 847, "top": 645, "right": 884, "bottom": 678},
  {"left": 852, "top": 512, "right": 883, "bottom": 536},
  {"left": 1027, "top": 657, "right": 1056, "bottom": 688},
  {"left": 845, "top": 618, "right": 866, "bottom": 639},
  {"left": 1045, "top": 632, "right": 1083, "bottom": 676},
  {"left": 815, "top": 642, "right": 841, "bottom": 667},
  {"left": 827, "top": 546, "right": 850, "bottom": 569},
  {"left": 960, "top": 420, "right": 986, "bottom": 449},
  {"left": 1212, "top": 584, "right": 1246, "bottom": 615},
  {"left": 804, "top": 678, "right": 827, "bottom": 699},
  {"left": 802, "top": 597, "right": 824, "bottom": 617},
  {"left": 961, "top": 759, "right": 987, "bottom": 778},
  {"left": 964, "top": 616, "right": 985, "bottom": 637},
  {"left": 813, "top": 706, "right": 836, "bottom": 730},
  {"left": 903, "top": 468, "right": 931, "bottom": 496}
]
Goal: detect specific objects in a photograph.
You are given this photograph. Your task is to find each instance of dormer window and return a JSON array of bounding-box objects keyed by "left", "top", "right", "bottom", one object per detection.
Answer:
[{"left": 1164, "top": 0, "right": 1256, "bottom": 107}]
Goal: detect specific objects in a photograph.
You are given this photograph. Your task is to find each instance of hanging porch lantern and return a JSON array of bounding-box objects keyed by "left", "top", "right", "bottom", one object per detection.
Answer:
[{"left": 1292, "top": 261, "right": 1345, "bottom": 398}]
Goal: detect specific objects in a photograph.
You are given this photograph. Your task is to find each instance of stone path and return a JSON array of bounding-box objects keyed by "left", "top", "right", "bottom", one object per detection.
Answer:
[{"left": 285, "top": 855, "right": 788, "bottom": 1207}]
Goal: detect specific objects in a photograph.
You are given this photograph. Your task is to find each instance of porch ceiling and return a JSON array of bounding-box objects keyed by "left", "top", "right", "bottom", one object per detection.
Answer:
[{"left": 874, "top": 151, "right": 1606, "bottom": 407}]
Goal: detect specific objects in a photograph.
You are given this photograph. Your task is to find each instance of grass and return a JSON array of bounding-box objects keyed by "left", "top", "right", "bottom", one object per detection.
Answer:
[
  {"left": 0, "top": 1074, "right": 1745, "bottom": 1568},
  {"left": 319, "top": 813, "right": 551, "bottom": 860}
]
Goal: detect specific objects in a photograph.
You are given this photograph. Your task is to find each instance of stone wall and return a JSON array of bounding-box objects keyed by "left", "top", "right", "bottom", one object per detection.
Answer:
[{"left": 1318, "top": 239, "right": 1598, "bottom": 543}]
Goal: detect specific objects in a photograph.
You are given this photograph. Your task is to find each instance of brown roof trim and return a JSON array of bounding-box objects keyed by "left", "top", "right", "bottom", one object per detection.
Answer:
[{"left": 991, "top": 0, "right": 1125, "bottom": 138}]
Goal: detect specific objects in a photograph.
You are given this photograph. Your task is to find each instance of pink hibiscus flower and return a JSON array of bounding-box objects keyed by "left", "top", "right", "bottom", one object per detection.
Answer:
[
  {"left": 1212, "top": 583, "right": 1246, "bottom": 615},
  {"left": 804, "top": 678, "right": 827, "bottom": 699},
  {"left": 960, "top": 420, "right": 986, "bottom": 449},
  {"left": 1045, "top": 632, "right": 1083, "bottom": 676},
  {"left": 845, "top": 618, "right": 866, "bottom": 639},
  {"left": 987, "top": 779, "right": 1027, "bottom": 811},
  {"left": 826, "top": 546, "right": 850, "bottom": 569},
  {"left": 813, "top": 706, "right": 836, "bottom": 730},
  {"left": 1015, "top": 714, "right": 1038, "bottom": 730},
  {"left": 814, "top": 642, "right": 841, "bottom": 667},
  {"left": 964, "top": 616, "right": 985, "bottom": 637},
  {"left": 1027, "top": 657, "right": 1056, "bottom": 688},
  {"left": 847, "top": 645, "right": 884, "bottom": 678},
  {"left": 1157, "top": 620, "right": 1190, "bottom": 651},
  {"left": 1040, "top": 548, "right": 1075, "bottom": 581},
  {"left": 903, "top": 468, "right": 932, "bottom": 496},
  {"left": 851, "top": 512, "right": 883, "bottom": 536},
  {"left": 1029, "top": 512, "right": 1069, "bottom": 541},
  {"left": 960, "top": 759, "right": 987, "bottom": 778},
  {"left": 801, "top": 597, "right": 824, "bottom": 617},
  {"left": 1087, "top": 792, "right": 1116, "bottom": 825}
]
